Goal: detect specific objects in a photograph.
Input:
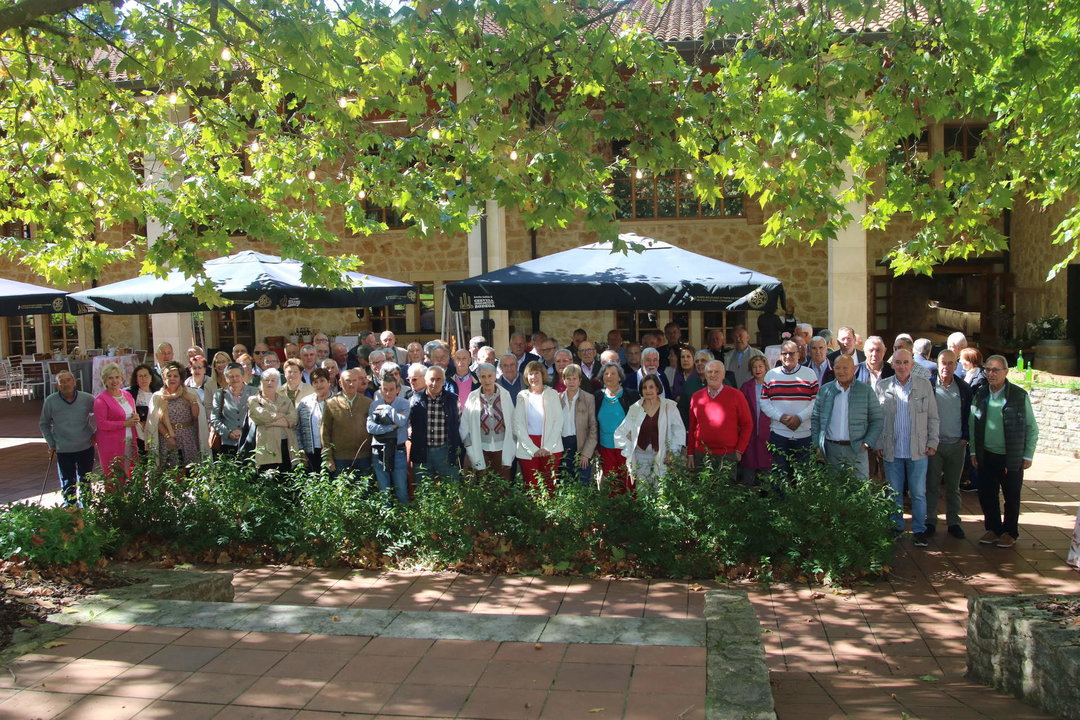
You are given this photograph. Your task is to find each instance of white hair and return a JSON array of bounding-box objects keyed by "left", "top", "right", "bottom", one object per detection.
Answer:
[
  {"left": 260, "top": 368, "right": 281, "bottom": 385},
  {"left": 947, "top": 332, "right": 967, "bottom": 350},
  {"left": 913, "top": 338, "right": 933, "bottom": 358}
]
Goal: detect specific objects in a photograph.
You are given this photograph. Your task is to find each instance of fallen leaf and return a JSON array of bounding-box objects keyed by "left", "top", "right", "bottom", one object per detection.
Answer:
[
  {"left": 588, "top": 708, "right": 605, "bottom": 713},
  {"left": 332, "top": 616, "right": 340, "bottom": 622},
  {"left": 918, "top": 675, "right": 939, "bottom": 683},
  {"left": 42, "top": 641, "right": 66, "bottom": 649},
  {"left": 534, "top": 643, "right": 542, "bottom": 650}
]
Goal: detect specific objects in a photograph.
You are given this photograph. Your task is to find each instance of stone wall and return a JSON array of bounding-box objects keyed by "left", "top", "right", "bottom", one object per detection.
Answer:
[
  {"left": 967, "top": 594, "right": 1080, "bottom": 720},
  {"left": 1010, "top": 195, "right": 1076, "bottom": 329},
  {"left": 1028, "top": 386, "right": 1080, "bottom": 459}
]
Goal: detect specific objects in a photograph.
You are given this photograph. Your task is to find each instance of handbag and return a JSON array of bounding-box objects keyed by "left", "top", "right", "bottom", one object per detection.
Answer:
[{"left": 207, "top": 389, "right": 224, "bottom": 451}]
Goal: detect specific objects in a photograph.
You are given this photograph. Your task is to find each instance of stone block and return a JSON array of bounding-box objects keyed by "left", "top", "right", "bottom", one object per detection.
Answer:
[{"left": 704, "top": 590, "right": 776, "bottom": 720}]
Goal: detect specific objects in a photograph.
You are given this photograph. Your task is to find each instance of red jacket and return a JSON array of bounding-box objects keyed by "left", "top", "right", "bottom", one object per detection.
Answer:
[{"left": 687, "top": 385, "right": 752, "bottom": 456}]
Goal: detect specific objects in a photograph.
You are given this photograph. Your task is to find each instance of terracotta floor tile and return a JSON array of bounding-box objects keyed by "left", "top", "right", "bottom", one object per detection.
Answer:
[
  {"left": 234, "top": 631, "right": 310, "bottom": 651},
  {"left": 0, "top": 659, "right": 62, "bottom": 689},
  {"left": 141, "top": 644, "right": 224, "bottom": 672},
  {"left": 629, "top": 664, "right": 705, "bottom": 695},
  {"left": 632, "top": 645, "right": 706, "bottom": 666},
  {"left": 62, "top": 626, "right": 130, "bottom": 642},
  {"left": 332, "top": 654, "right": 420, "bottom": 685},
  {"left": 378, "top": 682, "right": 472, "bottom": 717},
  {"left": 25, "top": 638, "right": 105, "bottom": 662},
  {"left": 31, "top": 659, "right": 128, "bottom": 694},
  {"left": 53, "top": 693, "right": 152, "bottom": 719},
  {"left": 94, "top": 667, "right": 192, "bottom": 699},
  {"left": 623, "top": 692, "right": 705, "bottom": 720},
  {"left": 493, "top": 642, "right": 566, "bottom": 662},
  {"left": 562, "top": 644, "right": 636, "bottom": 665},
  {"left": 459, "top": 686, "right": 546, "bottom": 720},
  {"left": 211, "top": 705, "right": 299, "bottom": 720},
  {"left": 404, "top": 656, "right": 488, "bottom": 685},
  {"left": 168, "top": 628, "right": 248, "bottom": 648},
  {"left": 292, "top": 711, "right": 375, "bottom": 720},
  {"left": 306, "top": 680, "right": 396, "bottom": 714},
  {"left": 117, "top": 626, "right": 191, "bottom": 644},
  {"left": 358, "top": 637, "right": 433, "bottom": 657},
  {"left": 292, "top": 634, "right": 369, "bottom": 655},
  {"left": 162, "top": 672, "right": 258, "bottom": 704},
  {"left": 130, "top": 699, "right": 223, "bottom": 720},
  {"left": 552, "top": 662, "right": 631, "bottom": 693},
  {"left": 539, "top": 689, "right": 625, "bottom": 718},
  {"left": 82, "top": 641, "right": 166, "bottom": 665},
  {"left": 476, "top": 660, "right": 560, "bottom": 690},
  {"left": 264, "top": 650, "right": 354, "bottom": 681},
  {"left": 200, "top": 648, "right": 288, "bottom": 676},
  {"left": 233, "top": 676, "right": 326, "bottom": 709},
  {"left": 0, "top": 689, "right": 83, "bottom": 720},
  {"left": 424, "top": 639, "right": 499, "bottom": 660}
]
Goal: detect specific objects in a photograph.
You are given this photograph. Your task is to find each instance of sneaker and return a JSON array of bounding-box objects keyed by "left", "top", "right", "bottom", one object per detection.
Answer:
[
  {"left": 978, "top": 531, "right": 1000, "bottom": 545},
  {"left": 948, "top": 525, "right": 966, "bottom": 539},
  {"left": 996, "top": 533, "right": 1017, "bottom": 548},
  {"left": 924, "top": 524, "right": 936, "bottom": 537},
  {"left": 913, "top": 533, "right": 929, "bottom": 547}
]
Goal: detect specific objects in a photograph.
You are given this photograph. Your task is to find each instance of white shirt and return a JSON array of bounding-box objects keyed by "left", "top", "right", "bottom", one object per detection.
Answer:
[
  {"left": 561, "top": 391, "right": 579, "bottom": 437},
  {"left": 526, "top": 391, "right": 546, "bottom": 435},
  {"left": 826, "top": 383, "right": 851, "bottom": 442}
]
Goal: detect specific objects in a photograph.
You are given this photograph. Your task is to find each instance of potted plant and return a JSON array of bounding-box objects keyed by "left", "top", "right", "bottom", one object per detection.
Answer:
[{"left": 1027, "top": 314, "right": 1075, "bottom": 375}]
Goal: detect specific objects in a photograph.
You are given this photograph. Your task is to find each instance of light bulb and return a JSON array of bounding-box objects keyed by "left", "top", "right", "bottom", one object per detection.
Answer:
[
  {"left": 75, "top": 181, "right": 86, "bottom": 191},
  {"left": 635, "top": 169, "right": 643, "bottom": 179},
  {"left": 52, "top": 152, "right": 62, "bottom": 163},
  {"left": 250, "top": 141, "right": 260, "bottom": 153},
  {"left": 221, "top": 48, "right": 232, "bottom": 61},
  {"left": 430, "top": 128, "right": 441, "bottom": 140},
  {"left": 338, "top": 97, "right": 348, "bottom": 109},
  {"left": 357, "top": 190, "right": 367, "bottom": 200},
  {"left": 307, "top": 170, "right": 317, "bottom": 180},
  {"left": 509, "top": 150, "right": 518, "bottom": 161}
]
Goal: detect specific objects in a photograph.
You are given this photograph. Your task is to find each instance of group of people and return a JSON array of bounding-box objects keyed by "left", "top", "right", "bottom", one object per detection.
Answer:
[{"left": 37, "top": 322, "right": 1039, "bottom": 550}]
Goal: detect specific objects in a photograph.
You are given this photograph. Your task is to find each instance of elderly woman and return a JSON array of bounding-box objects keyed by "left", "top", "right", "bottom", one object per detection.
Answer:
[
  {"left": 320, "top": 358, "right": 341, "bottom": 390},
  {"left": 559, "top": 364, "right": 597, "bottom": 486},
  {"left": 237, "top": 353, "right": 257, "bottom": 386},
  {"left": 679, "top": 349, "right": 713, "bottom": 426},
  {"left": 281, "top": 358, "right": 315, "bottom": 406},
  {"left": 959, "top": 347, "right": 986, "bottom": 392},
  {"left": 614, "top": 374, "right": 686, "bottom": 491},
  {"left": 94, "top": 363, "right": 140, "bottom": 479},
  {"left": 512, "top": 361, "right": 564, "bottom": 492},
  {"left": 738, "top": 354, "right": 772, "bottom": 486},
  {"left": 297, "top": 367, "right": 334, "bottom": 469},
  {"left": 594, "top": 361, "right": 639, "bottom": 492},
  {"left": 127, "top": 363, "right": 160, "bottom": 455},
  {"left": 149, "top": 361, "right": 208, "bottom": 467},
  {"left": 211, "top": 362, "right": 258, "bottom": 458},
  {"left": 664, "top": 344, "right": 696, "bottom": 406},
  {"left": 248, "top": 367, "right": 298, "bottom": 473},
  {"left": 184, "top": 354, "right": 216, "bottom": 418},
  {"left": 460, "top": 362, "right": 516, "bottom": 481}
]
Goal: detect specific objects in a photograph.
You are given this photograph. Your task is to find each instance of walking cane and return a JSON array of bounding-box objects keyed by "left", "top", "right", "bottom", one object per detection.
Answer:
[{"left": 39, "top": 447, "right": 56, "bottom": 504}]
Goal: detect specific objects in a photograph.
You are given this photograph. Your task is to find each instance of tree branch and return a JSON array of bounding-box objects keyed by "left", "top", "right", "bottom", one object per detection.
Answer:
[{"left": 0, "top": 0, "right": 91, "bottom": 35}]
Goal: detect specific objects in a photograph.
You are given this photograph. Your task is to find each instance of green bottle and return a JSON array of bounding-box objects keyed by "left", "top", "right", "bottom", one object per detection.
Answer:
[{"left": 1016, "top": 350, "right": 1025, "bottom": 372}]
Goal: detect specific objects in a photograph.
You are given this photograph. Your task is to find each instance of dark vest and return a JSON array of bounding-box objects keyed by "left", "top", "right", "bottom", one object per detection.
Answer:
[{"left": 971, "top": 381, "right": 1030, "bottom": 473}]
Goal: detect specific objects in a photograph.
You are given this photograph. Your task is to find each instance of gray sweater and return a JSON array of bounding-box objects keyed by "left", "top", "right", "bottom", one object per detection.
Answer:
[{"left": 39, "top": 391, "right": 96, "bottom": 452}]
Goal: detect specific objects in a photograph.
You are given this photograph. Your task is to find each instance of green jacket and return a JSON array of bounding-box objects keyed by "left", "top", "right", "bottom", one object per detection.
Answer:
[{"left": 811, "top": 380, "right": 883, "bottom": 454}]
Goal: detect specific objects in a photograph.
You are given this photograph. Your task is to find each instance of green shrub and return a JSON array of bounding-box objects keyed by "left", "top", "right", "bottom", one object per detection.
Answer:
[{"left": 0, "top": 504, "right": 114, "bottom": 568}]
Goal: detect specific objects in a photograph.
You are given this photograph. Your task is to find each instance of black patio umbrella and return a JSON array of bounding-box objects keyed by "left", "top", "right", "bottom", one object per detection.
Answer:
[
  {"left": 445, "top": 234, "right": 785, "bottom": 312},
  {"left": 68, "top": 251, "right": 416, "bottom": 315},
  {"left": 0, "top": 277, "right": 71, "bottom": 316}
]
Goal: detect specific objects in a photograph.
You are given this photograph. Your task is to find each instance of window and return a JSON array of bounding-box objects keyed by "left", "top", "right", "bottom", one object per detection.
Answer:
[
  {"left": 215, "top": 310, "right": 255, "bottom": 351},
  {"left": 7, "top": 315, "right": 36, "bottom": 355},
  {"left": 1, "top": 221, "right": 31, "bottom": 240},
  {"left": 362, "top": 200, "right": 409, "bottom": 230},
  {"left": 48, "top": 313, "right": 78, "bottom": 353},
  {"left": 888, "top": 130, "right": 930, "bottom": 183},
  {"left": 369, "top": 303, "right": 407, "bottom": 334},
  {"left": 615, "top": 311, "right": 659, "bottom": 344},
  {"left": 944, "top": 124, "right": 984, "bottom": 160},
  {"left": 703, "top": 311, "right": 746, "bottom": 346},
  {"left": 611, "top": 142, "right": 745, "bottom": 220}
]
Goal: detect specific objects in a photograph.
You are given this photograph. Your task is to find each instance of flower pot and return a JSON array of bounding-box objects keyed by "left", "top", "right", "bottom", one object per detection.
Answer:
[{"left": 1034, "top": 339, "right": 1077, "bottom": 377}]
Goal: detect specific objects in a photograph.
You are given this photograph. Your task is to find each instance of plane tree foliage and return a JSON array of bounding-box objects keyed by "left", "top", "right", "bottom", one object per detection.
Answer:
[{"left": 0, "top": 0, "right": 1077, "bottom": 296}]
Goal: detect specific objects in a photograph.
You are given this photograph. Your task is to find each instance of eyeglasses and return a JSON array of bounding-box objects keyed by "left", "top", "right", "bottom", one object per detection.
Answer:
[
  {"left": 780, "top": 351, "right": 797, "bottom": 356},
  {"left": 983, "top": 366, "right": 1006, "bottom": 373}
]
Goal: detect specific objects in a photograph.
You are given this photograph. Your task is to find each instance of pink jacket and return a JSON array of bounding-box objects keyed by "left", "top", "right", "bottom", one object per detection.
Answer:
[{"left": 94, "top": 390, "right": 138, "bottom": 476}]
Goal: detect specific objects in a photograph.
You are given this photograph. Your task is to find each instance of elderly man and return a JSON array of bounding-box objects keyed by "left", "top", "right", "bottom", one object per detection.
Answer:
[
  {"left": 39, "top": 370, "right": 96, "bottom": 506},
  {"left": 284, "top": 342, "right": 301, "bottom": 360},
  {"left": 760, "top": 339, "right": 819, "bottom": 477},
  {"left": 577, "top": 340, "right": 602, "bottom": 389},
  {"left": 876, "top": 349, "right": 939, "bottom": 547},
  {"left": 154, "top": 342, "right": 177, "bottom": 374},
  {"left": 409, "top": 365, "right": 462, "bottom": 484},
  {"left": 811, "top": 355, "right": 882, "bottom": 480},
  {"left": 380, "top": 330, "right": 409, "bottom": 364},
  {"left": 969, "top": 354, "right": 1039, "bottom": 549},
  {"left": 724, "top": 326, "right": 766, "bottom": 388},
  {"left": 424, "top": 339, "right": 450, "bottom": 370},
  {"left": 794, "top": 323, "right": 813, "bottom": 345},
  {"left": 804, "top": 336, "right": 835, "bottom": 386},
  {"left": 468, "top": 335, "right": 487, "bottom": 362},
  {"left": 405, "top": 362, "right": 427, "bottom": 400},
  {"left": 497, "top": 353, "right": 523, "bottom": 401},
  {"left": 624, "top": 346, "right": 672, "bottom": 397},
  {"left": 855, "top": 336, "right": 894, "bottom": 391},
  {"left": 509, "top": 332, "right": 530, "bottom": 370},
  {"left": 827, "top": 326, "right": 865, "bottom": 365},
  {"left": 313, "top": 332, "right": 330, "bottom": 347},
  {"left": 331, "top": 343, "right": 350, "bottom": 370},
  {"left": 926, "top": 349, "right": 973, "bottom": 539},
  {"left": 566, "top": 328, "right": 587, "bottom": 360},
  {"left": 913, "top": 338, "right": 937, "bottom": 377},
  {"left": 687, "top": 360, "right": 752, "bottom": 473},
  {"left": 535, "top": 337, "right": 557, "bottom": 376},
  {"left": 606, "top": 329, "right": 627, "bottom": 364},
  {"left": 367, "top": 349, "right": 388, "bottom": 389},
  {"left": 299, "top": 344, "right": 319, "bottom": 383},
  {"left": 367, "top": 374, "right": 411, "bottom": 505},
  {"left": 705, "top": 328, "right": 726, "bottom": 358},
  {"left": 475, "top": 345, "right": 498, "bottom": 370},
  {"left": 891, "top": 334, "right": 931, "bottom": 380},
  {"left": 450, "top": 348, "right": 478, "bottom": 410},
  {"left": 251, "top": 342, "right": 271, "bottom": 376},
  {"left": 621, "top": 342, "right": 642, "bottom": 379},
  {"left": 231, "top": 343, "right": 248, "bottom": 362},
  {"left": 321, "top": 368, "right": 373, "bottom": 477},
  {"left": 946, "top": 332, "right": 967, "bottom": 356}
]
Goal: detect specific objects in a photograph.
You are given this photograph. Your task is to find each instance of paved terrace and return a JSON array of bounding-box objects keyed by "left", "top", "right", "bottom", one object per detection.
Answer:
[{"left": 1, "top": 394, "right": 1077, "bottom": 719}]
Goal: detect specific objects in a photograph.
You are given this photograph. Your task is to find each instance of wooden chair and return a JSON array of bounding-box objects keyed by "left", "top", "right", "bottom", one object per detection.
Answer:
[{"left": 20, "top": 362, "right": 47, "bottom": 402}]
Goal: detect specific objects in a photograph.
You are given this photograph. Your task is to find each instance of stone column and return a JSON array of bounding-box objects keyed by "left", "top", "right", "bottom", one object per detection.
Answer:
[
  {"left": 829, "top": 170, "right": 870, "bottom": 337},
  {"left": 144, "top": 147, "right": 193, "bottom": 357}
]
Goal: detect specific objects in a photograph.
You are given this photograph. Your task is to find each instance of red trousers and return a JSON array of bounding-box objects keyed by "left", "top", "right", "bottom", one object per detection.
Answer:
[
  {"left": 598, "top": 445, "right": 631, "bottom": 494},
  {"left": 519, "top": 434, "right": 562, "bottom": 493}
]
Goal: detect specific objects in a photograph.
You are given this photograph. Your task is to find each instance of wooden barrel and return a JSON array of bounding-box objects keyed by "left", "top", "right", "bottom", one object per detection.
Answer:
[{"left": 1034, "top": 340, "right": 1077, "bottom": 377}]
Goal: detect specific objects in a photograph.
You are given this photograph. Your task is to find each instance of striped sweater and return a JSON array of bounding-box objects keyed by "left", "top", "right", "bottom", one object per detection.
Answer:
[{"left": 759, "top": 365, "right": 818, "bottom": 439}]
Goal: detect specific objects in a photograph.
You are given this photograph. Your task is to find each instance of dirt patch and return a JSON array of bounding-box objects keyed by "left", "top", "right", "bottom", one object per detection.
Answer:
[
  {"left": 0, "top": 565, "right": 134, "bottom": 651},
  {"left": 1034, "top": 597, "right": 1080, "bottom": 626}
]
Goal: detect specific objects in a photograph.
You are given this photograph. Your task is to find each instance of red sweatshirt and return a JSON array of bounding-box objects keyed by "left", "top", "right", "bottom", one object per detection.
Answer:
[{"left": 687, "top": 385, "right": 752, "bottom": 456}]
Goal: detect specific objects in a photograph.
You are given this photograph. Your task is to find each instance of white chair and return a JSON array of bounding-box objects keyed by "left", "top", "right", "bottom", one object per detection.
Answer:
[{"left": 0, "top": 359, "right": 24, "bottom": 400}]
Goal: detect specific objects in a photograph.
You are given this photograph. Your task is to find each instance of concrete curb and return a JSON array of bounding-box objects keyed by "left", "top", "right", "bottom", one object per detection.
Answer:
[{"left": 704, "top": 589, "right": 776, "bottom": 720}]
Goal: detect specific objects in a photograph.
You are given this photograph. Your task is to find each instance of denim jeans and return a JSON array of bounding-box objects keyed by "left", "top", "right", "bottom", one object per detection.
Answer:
[
  {"left": 374, "top": 446, "right": 409, "bottom": 505},
  {"left": 768, "top": 432, "right": 812, "bottom": 478},
  {"left": 331, "top": 456, "right": 371, "bottom": 480},
  {"left": 884, "top": 456, "right": 928, "bottom": 534},
  {"left": 415, "top": 445, "right": 460, "bottom": 484},
  {"left": 56, "top": 446, "right": 95, "bottom": 507},
  {"left": 560, "top": 435, "right": 593, "bottom": 486}
]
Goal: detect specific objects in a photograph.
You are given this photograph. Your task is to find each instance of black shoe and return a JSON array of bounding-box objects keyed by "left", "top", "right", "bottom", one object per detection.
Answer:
[
  {"left": 960, "top": 482, "right": 978, "bottom": 493},
  {"left": 913, "top": 533, "right": 929, "bottom": 547},
  {"left": 924, "top": 525, "right": 936, "bottom": 537},
  {"left": 948, "top": 525, "right": 965, "bottom": 539}
]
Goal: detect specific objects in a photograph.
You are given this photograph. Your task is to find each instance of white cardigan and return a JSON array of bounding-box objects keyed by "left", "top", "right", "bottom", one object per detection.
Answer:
[
  {"left": 613, "top": 397, "right": 686, "bottom": 479},
  {"left": 459, "top": 386, "right": 517, "bottom": 470},
  {"left": 512, "top": 387, "right": 564, "bottom": 460}
]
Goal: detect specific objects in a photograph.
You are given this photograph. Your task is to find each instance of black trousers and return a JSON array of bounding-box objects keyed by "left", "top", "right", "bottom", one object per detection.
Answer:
[
  {"left": 57, "top": 446, "right": 95, "bottom": 506},
  {"left": 976, "top": 451, "right": 1024, "bottom": 538}
]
